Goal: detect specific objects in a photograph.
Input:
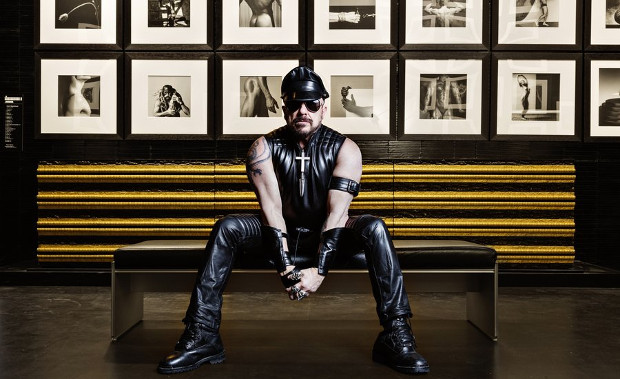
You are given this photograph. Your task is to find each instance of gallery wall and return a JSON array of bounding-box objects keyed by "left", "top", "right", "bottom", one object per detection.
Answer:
[{"left": 2, "top": 1, "right": 620, "bottom": 270}]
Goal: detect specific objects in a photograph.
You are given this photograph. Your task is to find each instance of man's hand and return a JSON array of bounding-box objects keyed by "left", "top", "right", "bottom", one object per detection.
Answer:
[{"left": 285, "top": 267, "right": 325, "bottom": 301}]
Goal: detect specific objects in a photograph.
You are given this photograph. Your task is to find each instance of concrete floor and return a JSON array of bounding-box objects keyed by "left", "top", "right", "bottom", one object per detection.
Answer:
[{"left": 1, "top": 286, "right": 619, "bottom": 379}]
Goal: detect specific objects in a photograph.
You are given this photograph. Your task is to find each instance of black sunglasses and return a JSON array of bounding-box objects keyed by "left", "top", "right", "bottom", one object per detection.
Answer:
[{"left": 284, "top": 99, "right": 323, "bottom": 113}]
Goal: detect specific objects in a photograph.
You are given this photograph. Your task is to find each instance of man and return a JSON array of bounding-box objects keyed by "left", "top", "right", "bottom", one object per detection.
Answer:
[
  {"left": 240, "top": 76, "right": 279, "bottom": 117},
  {"left": 153, "top": 84, "right": 190, "bottom": 117},
  {"left": 156, "top": 66, "right": 429, "bottom": 375},
  {"left": 424, "top": 0, "right": 466, "bottom": 27}
]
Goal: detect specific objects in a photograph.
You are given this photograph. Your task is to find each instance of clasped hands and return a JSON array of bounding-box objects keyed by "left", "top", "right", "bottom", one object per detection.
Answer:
[{"left": 281, "top": 265, "right": 324, "bottom": 301}]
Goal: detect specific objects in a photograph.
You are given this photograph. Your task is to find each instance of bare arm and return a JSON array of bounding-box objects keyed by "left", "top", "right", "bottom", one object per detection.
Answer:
[
  {"left": 246, "top": 136, "right": 289, "bottom": 253},
  {"left": 256, "top": 76, "right": 279, "bottom": 114}
]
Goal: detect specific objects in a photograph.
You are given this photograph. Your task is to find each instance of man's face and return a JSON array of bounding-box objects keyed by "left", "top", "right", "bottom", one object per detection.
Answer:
[
  {"left": 162, "top": 87, "right": 172, "bottom": 100},
  {"left": 283, "top": 98, "right": 327, "bottom": 141}
]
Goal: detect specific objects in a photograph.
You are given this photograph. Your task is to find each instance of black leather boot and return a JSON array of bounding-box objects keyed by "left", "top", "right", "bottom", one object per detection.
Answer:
[
  {"left": 372, "top": 317, "right": 429, "bottom": 375},
  {"left": 157, "top": 323, "right": 226, "bottom": 374}
]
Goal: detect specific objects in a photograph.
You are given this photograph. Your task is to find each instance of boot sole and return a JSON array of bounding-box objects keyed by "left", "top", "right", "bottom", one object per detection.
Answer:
[
  {"left": 157, "top": 351, "right": 226, "bottom": 375},
  {"left": 372, "top": 351, "right": 430, "bottom": 375}
]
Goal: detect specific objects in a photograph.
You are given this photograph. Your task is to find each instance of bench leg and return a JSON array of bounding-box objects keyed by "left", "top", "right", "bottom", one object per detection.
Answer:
[
  {"left": 465, "top": 266, "right": 498, "bottom": 341},
  {"left": 111, "top": 265, "right": 144, "bottom": 341}
]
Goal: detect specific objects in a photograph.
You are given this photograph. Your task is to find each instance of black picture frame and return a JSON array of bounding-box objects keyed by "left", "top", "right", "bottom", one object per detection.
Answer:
[
  {"left": 124, "top": 0, "right": 213, "bottom": 50},
  {"left": 491, "top": 52, "right": 582, "bottom": 142},
  {"left": 35, "top": 51, "right": 123, "bottom": 140},
  {"left": 493, "top": 0, "right": 583, "bottom": 51},
  {"left": 215, "top": 0, "right": 305, "bottom": 51},
  {"left": 307, "top": 51, "right": 397, "bottom": 141},
  {"left": 398, "top": 51, "right": 490, "bottom": 141},
  {"left": 308, "top": 0, "right": 398, "bottom": 50},
  {"left": 584, "top": 53, "right": 620, "bottom": 142},
  {"left": 399, "top": 0, "right": 489, "bottom": 51},
  {"left": 124, "top": 52, "right": 214, "bottom": 140},
  {"left": 216, "top": 52, "right": 305, "bottom": 140},
  {"left": 585, "top": 0, "right": 620, "bottom": 51},
  {"left": 35, "top": 0, "right": 122, "bottom": 50}
]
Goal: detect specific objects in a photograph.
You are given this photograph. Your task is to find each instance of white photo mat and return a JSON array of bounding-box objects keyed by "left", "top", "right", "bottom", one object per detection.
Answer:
[
  {"left": 222, "top": 1, "right": 298, "bottom": 44},
  {"left": 312, "top": 59, "right": 391, "bottom": 135},
  {"left": 313, "top": 0, "right": 391, "bottom": 44},
  {"left": 130, "top": 0, "right": 208, "bottom": 44},
  {"left": 589, "top": 60, "right": 620, "bottom": 137},
  {"left": 40, "top": 58, "right": 117, "bottom": 134},
  {"left": 405, "top": 0, "right": 483, "bottom": 45},
  {"left": 403, "top": 58, "right": 483, "bottom": 135},
  {"left": 497, "top": 0, "right": 577, "bottom": 45},
  {"left": 221, "top": 59, "right": 299, "bottom": 135},
  {"left": 496, "top": 59, "right": 576, "bottom": 136},
  {"left": 130, "top": 59, "right": 209, "bottom": 135},
  {"left": 590, "top": 0, "right": 620, "bottom": 45},
  {"left": 39, "top": 0, "right": 117, "bottom": 44}
]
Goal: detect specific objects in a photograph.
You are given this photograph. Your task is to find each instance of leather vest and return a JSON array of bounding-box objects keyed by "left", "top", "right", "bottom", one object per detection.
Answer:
[{"left": 264, "top": 124, "right": 346, "bottom": 231}]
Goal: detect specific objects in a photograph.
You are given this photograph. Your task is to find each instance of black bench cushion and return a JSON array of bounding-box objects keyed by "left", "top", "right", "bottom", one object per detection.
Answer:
[{"left": 114, "top": 239, "right": 496, "bottom": 270}]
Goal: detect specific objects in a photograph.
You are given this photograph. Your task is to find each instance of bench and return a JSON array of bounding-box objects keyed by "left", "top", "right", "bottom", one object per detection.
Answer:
[{"left": 111, "top": 239, "right": 498, "bottom": 342}]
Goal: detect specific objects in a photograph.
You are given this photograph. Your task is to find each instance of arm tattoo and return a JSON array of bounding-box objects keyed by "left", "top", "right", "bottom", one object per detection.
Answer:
[{"left": 246, "top": 138, "right": 271, "bottom": 179}]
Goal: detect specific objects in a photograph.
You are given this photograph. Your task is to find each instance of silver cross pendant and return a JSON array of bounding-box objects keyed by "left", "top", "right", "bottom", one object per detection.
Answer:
[{"left": 295, "top": 150, "right": 310, "bottom": 197}]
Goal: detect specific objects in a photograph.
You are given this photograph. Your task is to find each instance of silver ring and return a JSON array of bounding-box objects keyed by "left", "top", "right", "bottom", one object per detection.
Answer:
[
  {"left": 296, "top": 290, "right": 308, "bottom": 301},
  {"left": 288, "top": 271, "right": 303, "bottom": 281},
  {"left": 290, "top": 286, "right": 300, "bottom": 294}
]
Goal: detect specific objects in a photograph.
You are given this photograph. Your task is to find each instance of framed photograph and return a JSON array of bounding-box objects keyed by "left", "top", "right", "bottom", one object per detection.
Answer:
[
  {"left": 125, "top": 0, "right": 212, "bottom": 50},
  {"left": 35, "top": 52, "right": 122, "bottom": 139},
  {"left": 492, "top": 53, "right": 582, "bottom": 141},
  {"left": 35, "top": 0, "right": 122, "bottom": 49},
  {"left": 586, "top": 0, "right": 620, "bottom": 50},
  {"left": 585, "top": 54, "right": 620, "bottom": 141},
  {"left": 217, "top": 53, "right": 303, "bottom": 139},
  {"left": 309, "top": 0, "right": 396, "bottom": 50},
  {"left": 400, "top": 0, "right": 489, "bottom": 50},
  {"left": 217, "top": 0, "right": 303, "bottom": 50},
  {"left": 126, "top": 53, "right": 213, "bottom": 139},
  {"left": 309, "top": 52, "right": 396, "bottom": 139},
  {"left": 494, "top": 0, "right": 582, "bottom": 50},
  {"left": 399, "top": 52, "right": 489, "bottom": 140}
]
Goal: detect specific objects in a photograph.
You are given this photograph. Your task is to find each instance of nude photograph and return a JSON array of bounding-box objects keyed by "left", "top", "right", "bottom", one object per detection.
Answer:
[
  {"left": 148, "top": 76, "right": 191, "bottom": 117},
  {"left": 148, "top": 0, "right": 191, "bottom": 27},
  {"left": 58, "top": 75, "right": 100, "bottom": 117},
  {"left": 239, "top": 76, "right": 281, "bottom": 117},
  {"left": 511, "top": 73, "right": 560, "bottom": 121},
  {"left": 422, "top": 0, "right": 466, "bottom": 28},
  {"left": 239, "top": 0, "right": 282, "bottom": 27},
  {"left": 419, "top": 74, "right": 467, "bottom": 120}
]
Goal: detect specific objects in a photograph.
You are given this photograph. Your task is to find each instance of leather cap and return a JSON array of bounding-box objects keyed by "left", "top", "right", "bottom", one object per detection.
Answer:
[{"left": 281, "top": 66, "right": 329, "bottom": 101}]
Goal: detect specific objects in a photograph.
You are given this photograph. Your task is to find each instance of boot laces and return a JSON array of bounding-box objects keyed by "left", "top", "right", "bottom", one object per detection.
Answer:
[{"left": 390, "top": 318, "right": 416, "bottom": 348}]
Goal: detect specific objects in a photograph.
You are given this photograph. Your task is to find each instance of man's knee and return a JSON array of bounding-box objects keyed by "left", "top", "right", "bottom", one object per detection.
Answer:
[
  {"left": 357, "top": 215, "right": 390, "bottom": 241},
  {"left": 211, "top": 215, "right": 251, "bottom": 246}
]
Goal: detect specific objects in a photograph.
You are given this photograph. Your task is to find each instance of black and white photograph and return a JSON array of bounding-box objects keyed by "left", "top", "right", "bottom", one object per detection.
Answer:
[
  {"left": 312, "top": 57, "right": 394, "bottom": 138},
  {"left": 220, "top": 0, "right": 298, "bottom": 46},
  {"left": 37, "top": 53, "right": 121, "bottom": 137},
  {"left": 219, "top": 57, "right": 299, "bottom": 138},
  {"left": 148, "top": 76, "right": 191, "bottom": 118},
  {"left": 587, "top": 58, "right": 620, "bottom": 139},
  {"left": 511, "top": 73, "right": 560, "bottom": 122},
  {"left": 401, "top": 0, "right": 486, "bottom": 49},
  {"left": 311, "top": 0, "right": 393, "bottom": 48},
  {"left": 328, "top": 0, "right": 376, "bottom": 30},
  {"left": 239, "top": 0, "right": 282, "bottom": 27},
  {"left": 422, "top": 0, "right": 467, "bottom": 28},
  {"left": 147, "top": 0, "right": 191, "bottom": 27},
  {"left": 495, "top": 0, "right": 580, "bottom": 49},
  {"left": 588, "top": 0, "right": 620, "bottom": 48},
  {"left": 330, "top": 75, "right": 374, "bottom": 118},
  {"left": 400, "top": 54, "right": 487, "bottom": 140},
  {"left": 55, "top": 0, "right": 101, "bottom": 29},
  {"left": 37, "top": 0, "right": 120, "bottom": 48},
  {"left": 58, "top": 75, "right": 100, "bottom": 117},
  {"left": 127, "top": 0, "right": 209, "bottom": 48},
  {"left": 494, "top": 56, "right": 580, "bottom": 140},
  {"left": 419, "top": 74, "right": 467, "bottom": 119},
  {"left": 239, "top": 76, "right": 282, "bottom": 118},
  {"left": 514, "top": 0, "right": 557, "bottom": 28},
  {"left": 128, "top": 54, "right": 211, "bottom": 138}
]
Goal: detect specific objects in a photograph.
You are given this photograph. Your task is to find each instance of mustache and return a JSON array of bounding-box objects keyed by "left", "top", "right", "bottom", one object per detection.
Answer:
[{"left": 293, "top": 116, "right": 312, "bottom": 123}]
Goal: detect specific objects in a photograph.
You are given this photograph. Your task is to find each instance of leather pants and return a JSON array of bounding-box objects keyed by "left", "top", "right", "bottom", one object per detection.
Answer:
[{"left": 184, "top": 214, "right": 412, "bottom": 330}]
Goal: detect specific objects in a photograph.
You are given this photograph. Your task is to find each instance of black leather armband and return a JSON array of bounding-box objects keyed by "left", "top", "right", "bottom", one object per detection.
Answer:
[
  {"left": 261, "top": 225, "right": 292, "bottom": 273},
  {"left": 280, "top": 267, "right": 302, "bottom": 288},
  {"left": 316, "top": 227, "right": 346, "bottom": 276},
  {"left": 329, "top": 176, "right": 360, "bottom": 197}
]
